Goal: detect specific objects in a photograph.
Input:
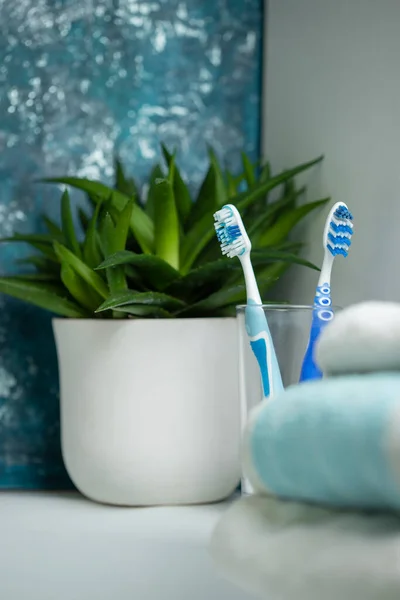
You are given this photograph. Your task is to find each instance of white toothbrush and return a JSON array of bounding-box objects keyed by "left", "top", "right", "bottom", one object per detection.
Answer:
[
  {"left": 299, "top": 201, "right": 354, "bottom": 381},
  {"left": 214, "top": 204, "right": 283, "bottom": 399}
]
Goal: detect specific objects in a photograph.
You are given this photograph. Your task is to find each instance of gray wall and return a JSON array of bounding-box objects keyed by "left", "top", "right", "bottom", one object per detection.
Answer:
[{"left": 264, "top": 0, "right": 399, "bottom": 307}]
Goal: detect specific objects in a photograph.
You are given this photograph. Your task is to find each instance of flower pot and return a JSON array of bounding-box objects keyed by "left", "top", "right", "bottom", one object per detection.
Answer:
[{"left": 53, "top": 317, "right": 241, "bottom": 506}]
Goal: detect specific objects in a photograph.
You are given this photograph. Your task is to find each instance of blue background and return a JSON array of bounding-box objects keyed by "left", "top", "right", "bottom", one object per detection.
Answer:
[{"left": 0, "top": 0, "right": 263, "bottom": 488}]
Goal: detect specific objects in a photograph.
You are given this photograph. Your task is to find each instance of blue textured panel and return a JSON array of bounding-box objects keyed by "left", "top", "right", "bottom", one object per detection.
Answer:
[{"left": 0, "top": 0, "right": 263, "bottom": 488}]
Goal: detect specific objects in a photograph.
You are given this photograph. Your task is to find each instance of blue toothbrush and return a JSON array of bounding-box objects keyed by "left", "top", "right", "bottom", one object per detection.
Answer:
[
  {"left": 299, "top": 202, "right": 354, "bottom": 382},
  {"left": 214, "top": 204, "right": 283, "bottom": 399}
]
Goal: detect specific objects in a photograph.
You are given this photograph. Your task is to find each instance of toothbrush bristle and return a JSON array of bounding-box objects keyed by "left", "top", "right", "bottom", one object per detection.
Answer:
[
  {"left": 213, "top": 204, "right": 250, "bottom": 258},
  {"left": 327, "top": 203, "right": 354, "bottom": 258},
  {"left": 333, "top": 205, "right": 353, "bottom": 221}
]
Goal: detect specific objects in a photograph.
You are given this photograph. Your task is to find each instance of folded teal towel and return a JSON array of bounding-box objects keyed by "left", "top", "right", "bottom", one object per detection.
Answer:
[{"left": 243, "top": 373, "right": 400, "bottom": 510}]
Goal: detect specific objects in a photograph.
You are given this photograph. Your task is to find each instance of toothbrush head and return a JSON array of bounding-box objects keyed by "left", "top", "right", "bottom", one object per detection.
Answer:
[
  {"left": 324, "top": 202, "right": 354, "bottom": 258},
  {"left": 213, "top": 204, "right": 251, "bottom": 258}
]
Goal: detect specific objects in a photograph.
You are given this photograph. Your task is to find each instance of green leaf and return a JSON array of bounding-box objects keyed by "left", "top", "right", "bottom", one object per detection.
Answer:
[
  {"left": 95, "top": 291, "right": 186, "bottom": 313},
  {"left": 9, "top": 272, "right": 60, "bottom": 282},
  {"left": 259, "top": 161, "right": 271, "bottom": 183},
  {"left": 251, "top": 249, "right": 319, "bottom": 270},
  {"left": 42, "top": 178, "right": 154, "bottom": 253},
  {"left": 235, "top": 155, "right": 323, "bottom": 213},
  {"left": 98, "top": 212, "right": 125, "bottom": 293},
  {"left": 274, "top": 241, "right": 304, "bottom": 252},
  {"left": 208, "top": 147, "right": 227, "bottom": 206},
  {"left": 0, "top": 233, "right": 54, "bottom": 244},
  {"left": 165, "top": 258, "right": 241, "bottom": 301},
  {"left": 187, "top": 148, "right": 227, "bottom": 227},
  {"left": 241, "top": 152, "right": 256, "bottom": 187},
  {"left": 0, "top": 277, "right": 87, "bottom": 317},
  {"left": 145, "top": 164, "right": 164, "bottom": 221},
  {"left": 124, "top": 265, "right": 148, "bottom": 291},
  {"left": 111, "top": 305, "right": 172, "bottom": 318},
  {"left": 83, "top": 203, "right": 103, "bottom": 269},
  {"left": 78, "top": 207, "right": 90, "bottom": 232},
  {"left": 226, "top": 171, "right": 238, "bottom": 197},
  {"left": 256, "top": 261, "right": 292, "bottom": 295},
  {"left": 33, "top": 243, "right": 59, "bottom": 262},
  {"left": 189, "top": 165, "right": 214, "bottom": 225},
  {"left": 42, "top": 215, "right": 64, "bottom": 241},
  {"left": 53, "top": 242, "right": 109, "bottom": 299},
  {"left": 249, "top": 186, "right": 306, "bottom": 242},
  {"left": 114, "top": 157, "right": 138, "bottom": 200},
  {"left": 180, "top": 156, "right": 323, "bottom": 274},
  {"left": 161, "top": 145, "right": 192, "bottom": 224},
  {"left": 95, "top": 250, "right": 180, "bottom": 291},
  {"left": 60, "top": 262, "right": 102, "bottom": 312},
  {"left": 1, "top": 235, "right": 60, "bottom": 263},
  {"left": 61, "top": 189, "right": 82, "bottom": 258},
  {"left": 153, "top": 175, "right": 180, "bottom": 270},
  {"left": 113, "top": 198, "right": 133, "bottom": 252},
  {"left": 15, "top": 255, "right": 60, "bottom": 273},
  {"left": 177, "top": 284, "right": 247, "bottom": 316},
  {"left": 258, "top": 198, "right": 329, "bottom": 247}
]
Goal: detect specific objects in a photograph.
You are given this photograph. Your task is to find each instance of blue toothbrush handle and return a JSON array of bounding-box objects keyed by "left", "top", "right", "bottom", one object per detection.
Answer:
[
  {"left": 245, "top": 303, "right": 283, "bottom": 398},
  {"left": 299, "top": 305, "right": 334, "bottom": 382}
]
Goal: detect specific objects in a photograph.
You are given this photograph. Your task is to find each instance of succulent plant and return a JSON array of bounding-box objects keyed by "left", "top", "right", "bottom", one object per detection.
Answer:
[{"left": 0, "top": 146, "right": 328, "bottom": 319}]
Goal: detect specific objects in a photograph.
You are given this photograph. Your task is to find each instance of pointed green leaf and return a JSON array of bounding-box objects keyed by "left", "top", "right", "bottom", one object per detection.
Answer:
[
  {"left": 111, "top": 305, "right": 172, "bottom": 318},
  {"left": 256, "top": 261, "right": 292, "bottom": 295},
  {"left": 189, "top": 164, "right": 214, "bottom": 224},
  {"left": 226, "top": 171, "right": 238, "bottom": 197},
  {"left": 95, "top": 291, "right": 186, "bottom": 313},
  {"left": 54, "top": 242, "right": 109, "bottom": 299},
  {"left": 114, "top": 156, "right": 138, "bottom": 200},
  {"left": 251, "top": 250, "right": 319, "bottom": 270},
  {"left": 259, "top": 161, "right": 271, "bottom": 183},
  {"left": 83, "top": 203, "right": 103, "bottom": 269},
  {"left": 235, "top": 155, "right": 323, "bottom": 213},
  {"left": 32, "top": 243, "right": 59, "bottom": 262},
  {"left": 258, "top": 198, "right": 329, "bottom": 247},
  {"left": 177, "top": 285, "right": 247, "bottom": 316},
  {"left": 113, "top": 198, "right": 133, "bottom": 252},
  {"left": 0, "top": 277, "right": 87, "bottom": 317},
  {"left": 42, "top": 216, "right": 64, "bottom": 241},
  {"left": 187, "top": 149, "right": 227, "bottom": 227},
  {"left": 15, "top": 255, "right": 60, "bottom": 273},
  {"left": 78, "top": 207, "right": 90, "bottom": 232},
  {"left": 249, "top": 186, "right": 306, "bottom": 242},
  {"left": 208, "top": 147, "right": 227, "bottom": 206},
  {"left": 99, "top": 212, "right": 126, "bottom": 293},
  {"left": 179, "top": 210, "right": 224, "bottom": 275},
  {"left": 124, "top": 265, "right": 148, "bottom": 291},
  {"left": 145, "top": 164, "right": 164, "bottom": 221},
  {"left": 180, "top": 156, "right": 323, "bottom": 273},
  {"left": 153, "top": 175, "right": 180, "bottom": 270},
  {"left": 0, "top": 233, "right": 54, "bottom": 244},
  {"left": 161, "top": 145, "right": 192, "bottom": 223},
  {"left": 60, "top": 189, "right": 82, "bottom": 258},
  {"left": 60, "top": 263, "right": 103, "bottom": 312},
  {"left": 0, "top": 235, "right": 60, "bottom": 263},
  {"left": 165, "top": 259, "right": 241, "bottom": 301},
  {"left": 9, "top": 273, "right": 60, "bottom": 282},
  {"left": 95, "top": 250, "right": 180, "bottom": 291},
  {"left": 274, "top": 241, "right": 304, "bottom": 252},
  {"left": 42, "top": 178, "right": 154, "bottom": 253},
  {"left": 241, "top": 152, "right": 256, "bottom": 187}
]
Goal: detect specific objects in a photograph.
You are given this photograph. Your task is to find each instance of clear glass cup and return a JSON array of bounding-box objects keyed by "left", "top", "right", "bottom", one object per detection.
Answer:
[{"left": 236, "top": 304, "right": 340, "bottom": 494}]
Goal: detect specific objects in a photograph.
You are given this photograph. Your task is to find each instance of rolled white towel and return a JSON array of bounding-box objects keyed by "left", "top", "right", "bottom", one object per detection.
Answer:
[
  {"left": 211, "top": 495, "right": 400, "bottom": 600},
  {"left": 316, "top": 301, "right": 400, "bottom": 376}
]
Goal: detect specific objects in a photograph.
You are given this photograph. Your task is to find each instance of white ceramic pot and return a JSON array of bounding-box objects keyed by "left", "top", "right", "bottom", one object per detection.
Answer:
[{"left": 53, "top": 318, "right": 241, "bottom": 506}]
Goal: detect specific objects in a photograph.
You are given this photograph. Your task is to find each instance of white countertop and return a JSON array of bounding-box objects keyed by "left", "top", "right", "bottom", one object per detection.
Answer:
[{"left": 0, "top": 492, "right": 253, "bottom": 600}]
